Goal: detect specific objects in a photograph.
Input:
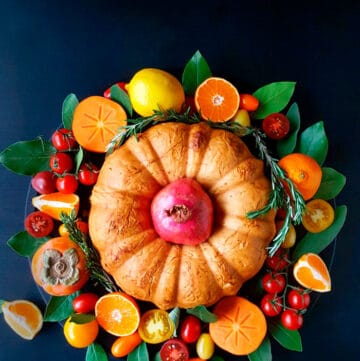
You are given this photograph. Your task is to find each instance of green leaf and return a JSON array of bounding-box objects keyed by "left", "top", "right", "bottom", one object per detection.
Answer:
[
  {"left": 253, "top": 82, "right": 296, "bottom": 119},
  {"left": 276, "top": 102, "right": 301, "bottom": 157},
  {"left": 248, "top": 335, "right": 272, "bottom": 361},
  {"left": 182, "top": 50, "right": 212, "bottom": 95},
  {"left": 74, "top": 146, "right": 84, "bottom": 174},
  {"left": 292, "top": 205, "right": 347, "bottom": 260},
  {"left": 153, "top": 352, "right": 161, "bottom": 361},
  {"left": 110, "top": 84, "right": 133, "bottom": 117},
  {"left": 62, "top": 93, "right": 79, "bottom": 129},
  {"left": 0, "top": 300, "right": 6, "bottom": 313},
  {"left": 44, "top": 293, "right": 79, "bottom": 322},
  {"left": 210, "top": 356, "right": 225, "bottom": 361},
  {"left": 296, "top": 121, "right": 328, "bottom": 165},
  {"left": 268, "top": 319, "right": 302, "bottom": 352},
  {"left": 169, "top": 307, "right": 181, "bottom": 336},
  {"left": 186, "top": 305, "right": 217, "bottom": 323},
  {"left": 315, "top": 167, "right": 346, "bottom": 200},
  {"left": 0, "top": 138, "right": 55, "bottom": 175},
  {"left": 86, "top": 343, "right": 108, "bottom": 361},
  {"left": 128, "top": 342, "right": 149, "bottom": 361},
  {"left": 7, "top": 231, "right": 49, "bottom": 257},
  {"left": 70, "top": 313, "right": 95, "bottom": 324}
]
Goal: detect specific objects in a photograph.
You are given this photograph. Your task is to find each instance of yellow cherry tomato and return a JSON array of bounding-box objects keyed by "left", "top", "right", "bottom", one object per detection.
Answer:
[
  {"left": 277, "top": 222, "right": 297, "bottom": 248},
  {"left": 138, "top": 309, "right": 174, "bottom": 344},
  {"left": 302, "top": 199, "right": 335, "bottom": 233},
  {"left": 59, "top": 220, "right": 89, "bottom": 236},
  {"left": 63, "top": 315, "right": 99, "bottom": 348},
  {"left": 196, "top": 333, "right": 215, "bottom": 359}
]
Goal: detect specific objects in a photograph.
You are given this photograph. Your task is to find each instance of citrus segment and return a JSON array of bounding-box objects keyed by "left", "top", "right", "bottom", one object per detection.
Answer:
[
  {"left": 302, "top": 199, "right": 335, "bottom": 233},
  {"left": 32, "top": 192, "right": 79, "bottom": 220},
  {"left": 293, "top": 253, "right": 331, "bottom": 292},
  {"left": 1, "top": 300, "right": 43, "bottom": 340},
  {"left": 209, "top": 296, "right": 267, "bottom": 355},
  {"left": 126, "top": 68, "right": 185, "bottom": 117},
  {"left": 72, "top": 96, "right": 127, "bottom": 153},
  {"left": 278, "top": 153, "right": 322, "bottom": 201},
  {"left": 194, "top": 77, "right": 240, "bottom": 122},
  {"left": 95, "top": 292, "right": 140, "bottom": 336}
]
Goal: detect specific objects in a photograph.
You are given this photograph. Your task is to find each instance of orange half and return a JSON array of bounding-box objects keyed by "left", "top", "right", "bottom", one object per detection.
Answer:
[
  {"left": 293, "top": 253, "right": 331, "bottom": 292},
  {"left": 195, "top": 77, "right": 240, "bottom": 122}
]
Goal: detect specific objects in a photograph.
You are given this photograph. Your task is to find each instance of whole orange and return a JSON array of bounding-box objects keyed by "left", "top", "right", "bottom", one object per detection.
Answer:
[{"left": 278, "top": 153, "right": 322, "bottom": 201}]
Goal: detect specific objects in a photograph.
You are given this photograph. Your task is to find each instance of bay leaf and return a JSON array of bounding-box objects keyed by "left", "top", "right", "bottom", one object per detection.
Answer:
[
  {"left": 182, "top": 50, "right": 212, "bottom": 95},
  {"left": 253, "top": 82, "right": 296, "bottom": 119},
  {"left": 44, "top": 293, "right": 79, "bottom": 322},
  {"left": 110, "top": 84, "right": 133, "bottom": 117},
  {"left": 62, "top": 93, "right": 79, "bottom": 129},
  {"left": 128, "top": 342, "right": 149, "bottom": 361},
  {"left": 268, "top": 319, "right": 302, "bottom": 352},
  {"left": 248, "top": 335, "right": 272, "bottom": 361},
  {"left": 186, "top": 305, "right": 217, "bottom": 323},
  {"left": 315, "top": 167, "right": 346, "bottom": 200},
  {"left": 7, "top": 231, "right": 49, "bottom": 257},
  {"left": 86, "top": 343, "right": 108, "bottom": 361}
]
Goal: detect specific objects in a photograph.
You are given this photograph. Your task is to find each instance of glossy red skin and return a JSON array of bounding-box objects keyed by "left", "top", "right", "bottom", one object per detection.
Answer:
[
  {"left": 50, "top": 153, "right": 73, "bottom": 174},
  {"left": 51, "top": 128, "right": 77, "bottom": 151},
  {"left": 260, "top": 294, "right": 283, "bottom": 317},
  {"left": 31, "top": 170, "right": 57, "bottom": 194},
  {"left": 56, "top": 174, "right": 78, "bottom": 194},
  {"left": 180, "top": 315, "right": 202, "bottom": 343},
  {"left": 72, "top": 293, "right": 99, "bottom": 313},
  {"left": 262, "top": 272, "right": 286, "bottom": 294},
  {"left": 281, "top": 309, "right": 303, "bottom": 330},
  {"left": 160, "top": 339, "right": 189, "bottom": 361},
  {"left": 287, "top": 289, "right": 311, "bottom": 310},
  {"left": 24, "top": 211, "right": 54, "bottom": 238},
  {"left": 262, "top": 113, "right": 290, "bottom": 140},
  {"left": 78, "top": 163, "right": 99, "bottom": 186},
  {"left": 265, "top": 248, "right": 289, "bottom": 271}
]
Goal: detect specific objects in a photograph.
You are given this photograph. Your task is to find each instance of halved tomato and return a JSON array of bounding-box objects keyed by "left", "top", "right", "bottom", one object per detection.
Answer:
[
  {"left": 302, "top": 199, "right": 335, "bottom": 233},
  {"left": 160, "top": 338, "right": 189, "bottom": 361}
]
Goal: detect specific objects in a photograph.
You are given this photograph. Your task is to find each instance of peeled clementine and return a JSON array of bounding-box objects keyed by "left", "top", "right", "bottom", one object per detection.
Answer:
[
  {"left": 293, "top": 253, "right": 331, "bottom": 292},
  {"left": 95, "top": 292, "right": 140, "bottom": 337},
  {"left": 32, "top": 192, "right": 79, "bottom": 220},
  {"left": 195, "top": 77, "right": 240, "bottom": 122},
  {"left": 278, "top": 153, "right": 322, "bottom": 201},
  {"left": 1, "top": 300, "right": 43, "bottom": 340}
]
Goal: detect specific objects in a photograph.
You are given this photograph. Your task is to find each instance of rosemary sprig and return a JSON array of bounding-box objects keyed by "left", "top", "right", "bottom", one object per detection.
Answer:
[
  {"left": 248, "top": 128, "right": 306, "bottom": 256},
  {"left": 60, "top": 211, "right": 119, "bottom": 293},
  {"left": 106, "top": 108, "right": 252, "bottom": 153}
]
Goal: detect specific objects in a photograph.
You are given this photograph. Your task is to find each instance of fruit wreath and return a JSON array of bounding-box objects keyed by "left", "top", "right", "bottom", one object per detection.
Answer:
[{"left": 0, "top": 51, "right": 347, "bottom": 361}]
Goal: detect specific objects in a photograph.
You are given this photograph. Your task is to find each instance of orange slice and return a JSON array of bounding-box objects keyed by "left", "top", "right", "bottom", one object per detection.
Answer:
[
  {"left": 32, "top": 192, "right": 79, "bottom": 220},
  {"left": 1, "top": 300, "right": 43, "bottom": 340},
  {"left": 194, "top": 77, "right": 240, "bottom": 122},
  {"left": 293, "top": 253, "right": 331, "bottom": 292},
  {"left": 209, "top": 296, "right": 267, "bottom": 355},
  {"left": 72, "top": 96, "right": 127, "bottom": 153},
  {"left": 95, "top": 292, "right": 140, "bottom": 336}
]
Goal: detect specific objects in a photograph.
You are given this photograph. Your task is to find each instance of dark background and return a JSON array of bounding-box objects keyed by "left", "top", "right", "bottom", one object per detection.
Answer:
[{"left": 0, "top": 1, "right": 359, "bottom": 360}]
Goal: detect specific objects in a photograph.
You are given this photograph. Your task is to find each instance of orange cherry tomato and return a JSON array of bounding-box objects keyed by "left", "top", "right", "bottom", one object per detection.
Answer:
[
  {"left": 111, "top": 332, "right": 142, "bottom": 358},
  {"left": 239, "top": 93, "right": 259, "bottom": 111},
  {"left": 63, "top": 316, "right": 99, "bottom": 348},
  {"left": 31, "top": 236, "right": 89, "bottom": 296},
  {"left": 302, "top": 199, "right": 335, "bottom": 233}
]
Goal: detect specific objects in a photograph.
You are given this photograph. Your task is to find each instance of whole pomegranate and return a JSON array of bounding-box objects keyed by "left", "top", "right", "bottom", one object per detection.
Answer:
[{"left": 151, "top": 178, "right": 213, "bottom": 245}]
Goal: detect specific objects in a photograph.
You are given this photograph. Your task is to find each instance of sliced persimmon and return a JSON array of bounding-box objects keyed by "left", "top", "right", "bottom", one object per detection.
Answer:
[
  {"left": 72, "top": 96, "right": 127, "bottom": 153},
  {"left": 209, "top": 296, "right": 267, "bottom": 355}
]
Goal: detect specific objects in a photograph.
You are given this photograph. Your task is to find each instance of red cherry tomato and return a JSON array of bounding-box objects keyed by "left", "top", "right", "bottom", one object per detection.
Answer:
[
  {"left": 281, "top": 309, "right": 303, "bottom": 330},
  {"left": 50, "top": 153, "right": 73, "bottom": 174},
  {"left": 24, "top": 211, "right": 54, "bottom": 238},
  {"left": 180, "top": 315, "right": 202, "bottom": 343},
  {"left": 262, "top": 113, "right": 290, "bottom": 140},
  {"left": 31, "top": 171, "right": 57, "bottom": 194},
  {"left": 239, "top": 93, "right": 259, "bottom": 111},
  {"left": 260, "top": 294, "right": 283, "bottom": 317},
  {"left": 287, "top": 289, "right": 311, "bottom": 310},
  {"left": 160, "top": 338, "right": 189, "bottom": 361},
  {"left": 262, "top": 272, "right": 286, "bottom": 294},
  {"left": 72, "top": 292, "right": 99, "bottom": 314},
  {"left": 51, "top": 128, "right": 77, "bottom": 151},
  {"left": 103, "top": 81, "right": 128, "bottom": 98},
  {"left": 78, "top": 163, "right": 99, "bottom": 186},
  {"left": 56, "top": 174, "right": 79, "bottom": 194},
  {"left": 265, "top": 248, "right": 289, "bottom": 271}
]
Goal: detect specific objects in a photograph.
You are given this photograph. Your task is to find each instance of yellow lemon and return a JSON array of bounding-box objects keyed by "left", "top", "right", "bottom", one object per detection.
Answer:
[{"left": 126, "top": 68, "right": 185, "bottom": 117}]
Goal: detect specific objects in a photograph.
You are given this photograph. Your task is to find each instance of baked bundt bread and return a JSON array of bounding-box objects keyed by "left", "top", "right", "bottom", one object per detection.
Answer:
[{"left": 89, "top": 122, "right": 276, "bottom": 309}]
